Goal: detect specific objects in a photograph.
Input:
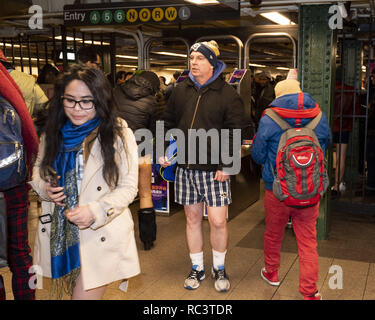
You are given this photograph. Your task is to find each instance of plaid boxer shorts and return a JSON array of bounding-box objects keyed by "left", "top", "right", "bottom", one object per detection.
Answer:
[{"left": 174, "top": 167, "right": 231, "bottom": 207}]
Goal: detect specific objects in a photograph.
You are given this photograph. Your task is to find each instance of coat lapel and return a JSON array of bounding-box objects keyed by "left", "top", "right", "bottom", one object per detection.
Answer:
[{"left": 80, "top": 137, "right": 103, "bottom": 195}]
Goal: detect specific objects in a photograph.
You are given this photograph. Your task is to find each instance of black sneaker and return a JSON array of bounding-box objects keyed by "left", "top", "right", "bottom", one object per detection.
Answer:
[
  {"left": 211, "top": 266, "right": 230, "bottom": 292},
  {"left": 184, "top": 265, "right": 205, "bottom": 290}
]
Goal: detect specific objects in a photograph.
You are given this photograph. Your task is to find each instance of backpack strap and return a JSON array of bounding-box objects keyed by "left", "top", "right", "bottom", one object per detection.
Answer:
[
  {"left": 265, "top": 108, "right": 292, "bottom": 131},
  {"left": 304, "top": 111, "right": 322, "bottom": 130},
  {"left": 295, "top": 92, "right": 304, "bottom": 126}
]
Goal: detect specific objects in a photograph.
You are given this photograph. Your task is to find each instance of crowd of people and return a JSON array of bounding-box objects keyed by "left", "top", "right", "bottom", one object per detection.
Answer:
[{"left": 3, "top": 40, "right": 366, "bottom": 302}]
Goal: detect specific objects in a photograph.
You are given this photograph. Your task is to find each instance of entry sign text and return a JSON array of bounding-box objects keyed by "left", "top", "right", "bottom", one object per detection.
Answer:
[{"left": 64, "top": 3, "right": 239, "bottom": 26}]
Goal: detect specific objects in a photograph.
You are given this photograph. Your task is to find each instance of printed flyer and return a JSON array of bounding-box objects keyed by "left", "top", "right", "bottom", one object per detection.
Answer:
[{"left": 151, "top": 166, "right": 169, "bottom": 214}]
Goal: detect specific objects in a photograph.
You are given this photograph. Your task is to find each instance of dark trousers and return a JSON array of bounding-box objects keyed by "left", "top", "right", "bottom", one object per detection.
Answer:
[{"left": 0, "top": 183, "right": 35, "bottom": 300}]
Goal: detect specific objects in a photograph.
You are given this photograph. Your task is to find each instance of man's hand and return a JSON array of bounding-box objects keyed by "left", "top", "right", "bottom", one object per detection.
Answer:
[
  {"left": 214, "top": 170, "right": 230, "bottom": 182},
  {"left": 158, "top": 156, "right": 171, "bottom": 168}
]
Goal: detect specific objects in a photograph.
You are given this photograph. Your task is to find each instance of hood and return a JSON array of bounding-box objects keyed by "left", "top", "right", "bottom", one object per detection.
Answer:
[
  {"left": 268, "top": 92, "right": 321, "bottom": 127},
  {"left": 120, "top": 75, "right": 155, "bottom": 100},
  {"left": 270, "top": 92, "right": 317, "bottom": 111},
  {"left": 188, "top": 59, "right": 226, "bottom": 90}
]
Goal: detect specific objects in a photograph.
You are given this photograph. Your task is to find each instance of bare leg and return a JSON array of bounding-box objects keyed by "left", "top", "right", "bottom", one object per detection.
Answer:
[
  {"left": 184, "top": 203, "right": 204, "bottom": 253},
  {"left": 138, "top": 163, "right": 153, "bottom": 209},
  {"left": 71, "top": 272, "right": 107, "bottom": 300},
  {"left": 207, "top": 206, "right": 228, "bottom": 252},
  {"left": 334, "top": 143, "right": 348, "bottom": 188}
]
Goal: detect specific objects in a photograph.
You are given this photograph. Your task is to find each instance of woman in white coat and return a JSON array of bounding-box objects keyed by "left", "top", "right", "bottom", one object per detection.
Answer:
[{"left": 30, "top": 64, "right": 140, "bottom": 300}]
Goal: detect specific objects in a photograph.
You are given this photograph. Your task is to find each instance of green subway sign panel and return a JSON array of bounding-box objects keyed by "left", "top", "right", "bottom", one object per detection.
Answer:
[{"left": 63, "top": 1, "right": 239, "bottom": 26}]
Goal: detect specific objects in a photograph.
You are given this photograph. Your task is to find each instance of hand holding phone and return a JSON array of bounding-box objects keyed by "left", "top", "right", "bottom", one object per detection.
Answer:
[
  {"left": 45, "top": 166, "right": 66, "bottom": 206},
  {"left": 46, "top": 166, "right": 59, "bottom": 187}
]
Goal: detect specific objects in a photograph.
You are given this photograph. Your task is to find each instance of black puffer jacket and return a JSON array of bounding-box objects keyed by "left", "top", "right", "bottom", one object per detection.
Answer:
[
  {"left": 162, "top": 76, "right": 245, "bottom": 172},
  {"left": 112, "top": 75, "right": 157, "bottom": 144}
]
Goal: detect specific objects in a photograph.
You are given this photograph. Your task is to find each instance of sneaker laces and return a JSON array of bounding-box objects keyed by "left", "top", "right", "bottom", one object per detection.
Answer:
[
  {"left": 215, "top": 268, "right": 226, "bottom": 280},
  {"left": 188, "top": 269, "right": 200, "bottom": 279}
]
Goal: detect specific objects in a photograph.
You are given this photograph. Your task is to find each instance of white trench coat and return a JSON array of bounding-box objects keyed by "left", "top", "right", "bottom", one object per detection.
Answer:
[{"left": 29, "top": 119, "right": 140, "bottom": 290}]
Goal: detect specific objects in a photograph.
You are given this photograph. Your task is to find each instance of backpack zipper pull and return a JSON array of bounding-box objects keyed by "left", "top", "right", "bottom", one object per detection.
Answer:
[
  {"left": 3, "top": 109, "right": 16, "bottom": 125},
  {"left": 11, "top": 110, "right": 15, "bottom": 125},
  {"left": 3, "top": 109, "right": 7, "bottom": 124},
  {"left": 14, "top": 142, "right": 22, "bottom": 173}
]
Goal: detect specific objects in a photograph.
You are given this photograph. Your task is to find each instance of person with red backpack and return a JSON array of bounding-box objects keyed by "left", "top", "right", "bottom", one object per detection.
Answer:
[{"left": 251, "top": 79, "right": 332, "bottom": 300}]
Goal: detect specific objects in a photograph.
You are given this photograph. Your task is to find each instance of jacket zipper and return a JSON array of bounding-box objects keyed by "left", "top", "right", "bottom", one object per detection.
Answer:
[{"left": 187, "top": 94, "right": 202, "bottom": 169}]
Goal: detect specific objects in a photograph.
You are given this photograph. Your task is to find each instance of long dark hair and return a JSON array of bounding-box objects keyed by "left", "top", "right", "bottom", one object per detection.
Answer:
[
  {"left": 37, "top": 63, "right": 59, "bottom": 84},
  {"left": 40, "top": 64, "right": 125, "bottom": 188}
]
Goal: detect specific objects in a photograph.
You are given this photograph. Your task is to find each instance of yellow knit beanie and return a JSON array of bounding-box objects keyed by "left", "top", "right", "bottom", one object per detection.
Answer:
[{"left": 274, "top": 79, "right": 302, "bottom": 98}]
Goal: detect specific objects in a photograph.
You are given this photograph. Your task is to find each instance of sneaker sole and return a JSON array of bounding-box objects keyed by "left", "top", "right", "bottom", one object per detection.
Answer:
[
  {"left": 211, "top": 269, "right": 230, "bottom": 292},
  {"left": 184, "top": 274, "right": 205, "bottom": 290},
  {"left": 260, "top": 268, "right": 280, "bottom": 286}
]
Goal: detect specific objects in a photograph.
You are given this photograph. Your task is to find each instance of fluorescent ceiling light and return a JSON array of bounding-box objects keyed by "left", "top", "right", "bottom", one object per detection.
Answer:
[
  {"left": 83, "top": 40, "right": 109, "bottom": 45},
  {"left": 54, "top": 36, "right": 109, "bottom": 45},
  {"left": 152, "top": 51, "right": 187, "bottom": 58},
  {"left": 276, "top": 67, "right": 290, "bottom": 70},
  {"left": 6, "top": 56, "right": 45, "bottom": 61},
  {"left": 260, "top": 12, "right": 296, "bottom": 25},
  {"left": 55, "top": 36, "right": 76, "bottom": 41},
  {"left": 165, "top": 68, "right": 185, "bottom": 71},
  {"left": 0, "top": 43, "right": 21, "bottom": 48},
  {"left": 116, "top": 54, "right": 138, "bottom": 60},
  {"left": 185, "top": 0, "right": 219, "bottom": 4},
  {"left": 249, "top": 63, "right": 266, "bottom": 68},
  {"left": 116, "top": 64, "right": 137, "bottom": 68}
]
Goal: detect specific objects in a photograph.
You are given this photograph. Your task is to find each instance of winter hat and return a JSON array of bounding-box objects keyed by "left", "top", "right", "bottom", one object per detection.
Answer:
[
  {"left": 190, "top": 40, "right": 220, "bottom": 67},
  {"left": 255, "top": 70, "right": 271, "bottom": 79},
  {"left": 0, "top": 49, "right": 7, "bottom": 62},
  {"left": 135, "top": 70, "right": 160, "bottom": 94},
  {"left": 274, "top": 79, "right": 302, "bottom": 98}
]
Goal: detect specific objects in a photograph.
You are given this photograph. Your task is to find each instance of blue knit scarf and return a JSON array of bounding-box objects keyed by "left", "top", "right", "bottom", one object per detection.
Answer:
[{"left": 50, "top": 117, "right": 100, "bottom": 297}]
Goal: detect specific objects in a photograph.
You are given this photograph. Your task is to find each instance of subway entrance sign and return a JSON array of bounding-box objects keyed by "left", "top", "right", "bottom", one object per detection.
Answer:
[{"left": 63, "top": 1, "right": 240, "bottom": 26}]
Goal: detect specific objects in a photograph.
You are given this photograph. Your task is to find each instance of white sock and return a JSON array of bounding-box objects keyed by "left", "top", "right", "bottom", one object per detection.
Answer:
[
  {"left": 212, "top": 249, "right": 227, "bottom": 270},
  {"left": 189, "top": 252, "right": 204, "bottom": 271}
]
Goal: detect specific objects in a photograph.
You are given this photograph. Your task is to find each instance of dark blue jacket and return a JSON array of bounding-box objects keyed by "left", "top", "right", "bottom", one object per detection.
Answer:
[{"left": 251, "top": 93, "right": 332, "bottom": 190}]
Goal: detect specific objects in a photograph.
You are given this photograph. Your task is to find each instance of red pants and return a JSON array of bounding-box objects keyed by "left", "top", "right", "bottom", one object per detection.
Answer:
[
  {"left": 264, "top": 190, "right": 319, "bottom": 297},
  {"left": 0, "top": 183, "right": 35, "bottom": 300}
]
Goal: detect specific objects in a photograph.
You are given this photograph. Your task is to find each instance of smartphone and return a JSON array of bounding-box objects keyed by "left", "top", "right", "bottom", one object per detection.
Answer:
[{"left": 46, "top": 166, "right": 59, "bottom": 187}]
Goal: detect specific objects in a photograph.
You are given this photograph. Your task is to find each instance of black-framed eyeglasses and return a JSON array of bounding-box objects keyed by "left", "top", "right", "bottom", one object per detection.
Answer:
[{"left": 61, "top": 96, "right": 95, "bottom": 110}]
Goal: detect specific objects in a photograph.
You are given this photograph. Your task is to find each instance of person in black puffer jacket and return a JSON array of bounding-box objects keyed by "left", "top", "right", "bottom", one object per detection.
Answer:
[{"left": 113, "top": 70, "right": 160, "bottom": 251}]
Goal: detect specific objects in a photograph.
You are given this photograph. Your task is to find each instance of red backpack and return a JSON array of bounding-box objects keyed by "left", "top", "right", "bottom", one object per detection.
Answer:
[{"left": 265, "top": 108, "right": 329, "bottom": 208}]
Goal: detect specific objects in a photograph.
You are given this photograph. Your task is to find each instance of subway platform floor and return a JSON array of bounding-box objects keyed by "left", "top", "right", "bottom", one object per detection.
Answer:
[{"left": 2, "top": 187, "right": 375, "bottom": 300}]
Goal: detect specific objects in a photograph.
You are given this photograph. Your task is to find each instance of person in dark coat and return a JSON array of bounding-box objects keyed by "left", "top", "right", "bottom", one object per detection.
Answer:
[
  {"left": 112, "top": 70, "right": 160, "bottom": 251},
  {"left": 251, "top": 70, "right": 275, "bottom": 127},
  {"left": 159, "top": 41, "right": 245, "bottom": 293}
]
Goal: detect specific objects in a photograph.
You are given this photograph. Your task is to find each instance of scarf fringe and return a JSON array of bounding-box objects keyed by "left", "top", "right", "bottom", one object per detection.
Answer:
[{"left": 50, "top": 268, "right": 80, "bottom": 300}]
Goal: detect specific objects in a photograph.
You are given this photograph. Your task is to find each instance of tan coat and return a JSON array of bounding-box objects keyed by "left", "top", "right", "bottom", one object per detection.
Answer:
[
  {"left": 29, "top": 119, "right": 140, "bottom": 290},
  {"left": 10, "top": 69, "right": 48, "bottom": 117}
]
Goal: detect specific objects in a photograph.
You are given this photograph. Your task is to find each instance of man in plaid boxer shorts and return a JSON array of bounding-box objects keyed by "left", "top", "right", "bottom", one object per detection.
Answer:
[{"left": 159, "top": 40, "right": 244, "bottom": 293}]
